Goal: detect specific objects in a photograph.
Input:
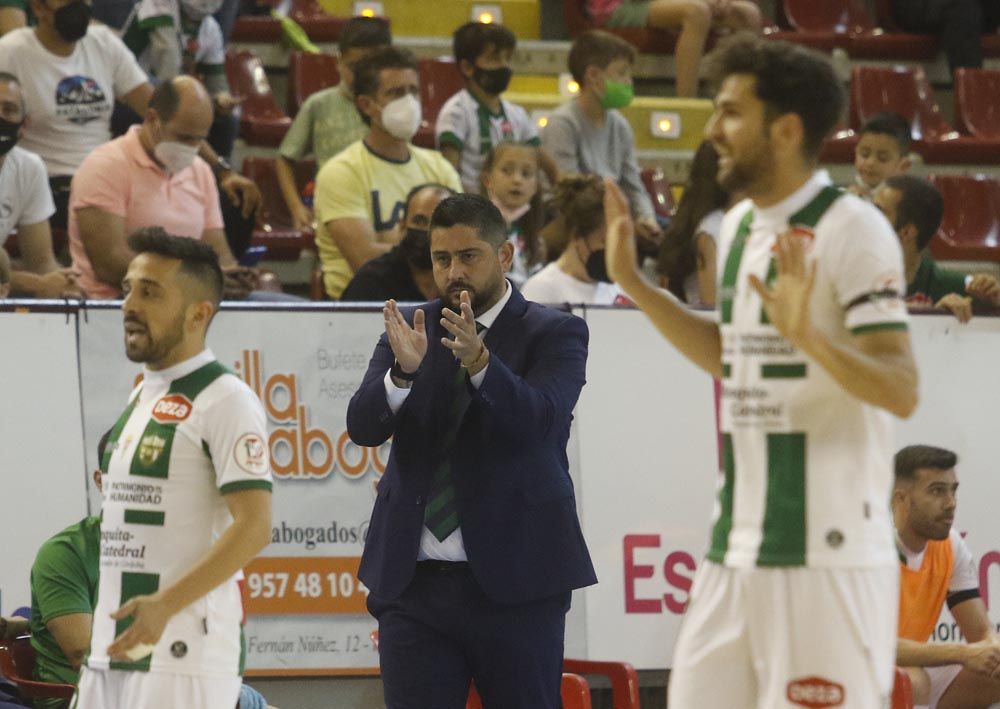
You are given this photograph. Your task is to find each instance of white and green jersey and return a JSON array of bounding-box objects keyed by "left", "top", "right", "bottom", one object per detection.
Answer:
[
  {"left": 435, "top": 89, "right": 541, "bottom": 193},
  {"left": 88, "top": 349, "right": 272, "bottom": 677},
  {"left": 711, "top": 171, "right": 908, "bottom": 570}
]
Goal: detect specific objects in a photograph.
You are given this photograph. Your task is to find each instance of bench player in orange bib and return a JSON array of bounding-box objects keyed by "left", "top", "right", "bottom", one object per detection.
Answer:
[{"left": 893, "top": 445, "right": 1000, "bottom": 709}]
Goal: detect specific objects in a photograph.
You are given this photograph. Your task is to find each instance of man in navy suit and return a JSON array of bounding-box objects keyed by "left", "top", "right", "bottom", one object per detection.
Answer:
[{"left": 348, "top": 193, "right": 597, "bottom": 709}]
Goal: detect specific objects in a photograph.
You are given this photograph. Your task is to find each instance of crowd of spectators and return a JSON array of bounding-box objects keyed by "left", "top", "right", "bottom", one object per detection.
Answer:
[{"left": 0, "top": 1, "right": 996, "bottom": 318}]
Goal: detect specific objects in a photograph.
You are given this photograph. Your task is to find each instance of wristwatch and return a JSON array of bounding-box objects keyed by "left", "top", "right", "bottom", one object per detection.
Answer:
[
  {"left": 212, "top": 156, "right": 232, "bottom": 179},
  {"left": 390, "top": 361, "right": 419, "bottom": 382}
]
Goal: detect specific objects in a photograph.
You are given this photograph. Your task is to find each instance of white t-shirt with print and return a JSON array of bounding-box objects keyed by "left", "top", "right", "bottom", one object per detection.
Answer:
[
  {"left": 521, "top": 262, "right": 624, "bottom": 305},
  {"left": 0, "top": 26, "right": 148, "bottom": 177},
  {"left": 0, "top": 146, "right": 56, "bottom": 243}
]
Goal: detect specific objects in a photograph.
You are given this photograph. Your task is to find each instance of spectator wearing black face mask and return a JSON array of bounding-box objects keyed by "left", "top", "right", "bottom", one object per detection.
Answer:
[
  {"left": 0, "top": 0, "right": 260, "bottom": 231},
  {"left": 522, "top": 173, "right": 630, "bottom": 306},
  {"left": 0, "top": 72, "right": 81, "bottom": 298},
  {"left": 340, "top": 183, "right": 455, "bottom": 302},
  {"left": 435, "top": 21, "right": 558, "bottom": 194}
]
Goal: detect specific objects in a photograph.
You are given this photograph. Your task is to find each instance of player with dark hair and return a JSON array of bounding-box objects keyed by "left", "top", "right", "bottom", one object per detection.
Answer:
[
  {"left": 605, "top": 33, "right": 919, "bottom": 707},
  {"left": 75, "top": 229, "right": 273, "bottom": 709},
  {"left": 893, "top": 445, "right": 1000, "bottom": 709}
]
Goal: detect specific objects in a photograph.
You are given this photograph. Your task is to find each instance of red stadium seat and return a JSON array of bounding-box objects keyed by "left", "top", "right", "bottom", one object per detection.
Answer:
[
  {"left": 874, "top": 0, "right": 999, "bottom": 57},
  {"left": 767, "top": 0, "right": 938, "bottom": 58},
  {"left": 640, "top": 167, "right": 676, "bottom": 220},
  {"left": 285, "top": 0, "right": 348, "bottom": 42},
  {"left": 891, "top": 667, "right": 914, "bottom": 709},
  {"left": 225, "top": 49, "right": 292, "bottom": 146},
  {"left": 563, "top": 0, "right": 678, "bottom": 55},
  {"left": 467, "top": 673, "right": 592, "bottom": 709},
  {"left": 954, "top": 68, "right": 1000, "bottom": 140},
  {"left": 928, "top": 174, "right": 1000, "bottom": 262},
  {"left": 564, "top": 659, "right": 640, "bottom": 709},
  {"left": 0, "top": 636, "right": 75, "bottom": 701},
  {"left": 241, "top": 156, "right": 317, "bottom": 259},
  {"left": 849, "top": 65, "right": 951, "bottom": 138},
  {"left": 785, "top": 0, "right": 871, "bottom": 35},
  {"left": 848, "top": 66, "right": 1000, "bottom": 163},
  {"left": 819, "top": 126, "right": 860, "bottom": 163},
  {"left": 231, "top": 0, "right": 349, "bottom": 43},
  {"left": 414, "top": 58, "right": 465, "bottom": 149},
  {"left": 287, "top": 51, "right": 341, "bottom": 116}
]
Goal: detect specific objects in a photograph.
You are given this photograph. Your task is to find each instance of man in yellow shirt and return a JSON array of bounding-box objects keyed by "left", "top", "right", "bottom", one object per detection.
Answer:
[
  {"left": 894, "top": 445, "right": 1000, "bottom": 709},
  {"left": 315, "top": 46, "right": 462, "bottom": 299}
]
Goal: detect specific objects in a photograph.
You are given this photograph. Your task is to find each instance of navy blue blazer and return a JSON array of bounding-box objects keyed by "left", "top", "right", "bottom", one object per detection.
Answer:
[{"left": 348, "top": 287, "right": 597, "bottom": 605}]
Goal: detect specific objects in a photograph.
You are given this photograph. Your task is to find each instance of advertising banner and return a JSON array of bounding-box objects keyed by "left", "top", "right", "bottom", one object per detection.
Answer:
[
  {"left": 576, "top": 307, "right": 719, "bottom": 668},
  {"left": 78, "top": 306, "right": 387, "bottom": 674},
  {"left": 0, "top": 312, "right": 88, "bottom": 616},
  {"left": 576, "top": 310, "right": 1000, "bottom": 669},
  {"left": 6, "top": 304, "right": 999, "bottom": 675}
]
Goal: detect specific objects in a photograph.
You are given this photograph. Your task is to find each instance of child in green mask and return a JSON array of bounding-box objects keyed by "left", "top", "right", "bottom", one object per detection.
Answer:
[
  {"left": 436, "top": 21, "right": 559, "bottom": 193},
  {"left": 587, "top": 0, "right": 762, "bottom": 98},
  {"left": 541, "top": 30, "right": 662, "bottom": 249}
]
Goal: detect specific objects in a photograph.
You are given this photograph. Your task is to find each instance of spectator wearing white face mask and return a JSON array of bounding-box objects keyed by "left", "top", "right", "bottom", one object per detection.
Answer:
[
  {"left": 0, "top": 0, "right": 259, "bottom": 231},
  {"left": 68, "top": 76, "right": 257, "bottom": 300},
  {"left": 314, "top": 46, "right": 461, "bottom": 300}
]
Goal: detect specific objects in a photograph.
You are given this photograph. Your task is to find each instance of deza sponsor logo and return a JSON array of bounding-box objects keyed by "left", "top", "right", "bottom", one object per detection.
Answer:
[
  {"left": 785, "top": 677, "right": 845, "bottom": 708},
  {"left": 151, "top": 394, "right": 193, "bottom": 424},
  {"left": 235, "top": 350, "right": 388, "bottom": 481}
]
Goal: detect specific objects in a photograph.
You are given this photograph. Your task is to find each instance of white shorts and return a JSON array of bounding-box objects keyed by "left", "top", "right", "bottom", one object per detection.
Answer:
[
  {"left": 73, "top": 667, "right": 242, "bottom": 709},
  {"left": 668, "top": 561, "right": 898, "bottom": 709},
  {"left": 914, "top": 664, "right": 963, "bottom": 709}
]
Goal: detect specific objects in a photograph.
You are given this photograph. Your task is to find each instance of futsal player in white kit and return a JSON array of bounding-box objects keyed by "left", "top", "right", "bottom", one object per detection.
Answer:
[
  {"left": 604, "top": 34, "right": 920, "bottom": 708},
  {"left": 74, "top": 229, "right": 272, "bottom": 708}
]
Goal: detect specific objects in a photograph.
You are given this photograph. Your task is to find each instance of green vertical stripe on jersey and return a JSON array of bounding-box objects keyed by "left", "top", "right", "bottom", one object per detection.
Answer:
[
  {"left": 758, "top": 433, "right": 807, "bottom": 565},
  {"left": 109, "top": 572, "right": 161, "bottom": 671},
  {"left": 789, "top": 185, "right": 842, "bottom": 228},
  {"left": 707, "top": 434, "right": 735, "bottom": 563},
  {"left": 103, "top": 395, "right": 140, "bottom": 473},
  {"left": 761, "top": 363, "right": 807, "bottom": 378},
  {"left": 721, "top": 362, "right": 731, "bottom": 379},
  {"left": 720, "top": 211, "right": 754, "bottom": 325},
  {"left": 477, "top": 101, "right": 512, "bottom": 156},
  {"left": 129, "top": 361, "right": 229, "bottom": 479},
  {"left": 124, "top": 509, "right": 166, "bottom": 526},
  {"left": 169, "top": 361, "right": 230, "bottom": 400},
  {"left": 760, "top": 258, "right": 778, "bottom": 324},
  {"left": 239, "top": 626, "right": 247, "bottom": 675}
]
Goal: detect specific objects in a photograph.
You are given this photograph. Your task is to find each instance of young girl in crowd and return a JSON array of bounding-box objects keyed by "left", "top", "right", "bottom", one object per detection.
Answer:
[
  {"left": 521, "top": 174, "right": 627, "bottom": 305},
  {"left": 481, "top": 142, "right": 547, "bottom": 286},
  {"left": 656, "top": 140, "right": 731, "bottom": 306}
]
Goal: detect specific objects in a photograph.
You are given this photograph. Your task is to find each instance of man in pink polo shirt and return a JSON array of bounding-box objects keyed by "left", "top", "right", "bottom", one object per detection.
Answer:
[{"left": 69, "top": 75, "right": 256, "bottom": 299}]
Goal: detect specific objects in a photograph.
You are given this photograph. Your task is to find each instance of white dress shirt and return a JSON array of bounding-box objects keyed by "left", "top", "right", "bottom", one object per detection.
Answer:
[{"left": 382, "top": 281, "right": 513, "bottom": 561}]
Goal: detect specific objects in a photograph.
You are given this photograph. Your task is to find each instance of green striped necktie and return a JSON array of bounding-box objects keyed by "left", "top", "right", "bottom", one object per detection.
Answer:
[{"left": 424, "top": 321, "right": 485, "bottom": 541}]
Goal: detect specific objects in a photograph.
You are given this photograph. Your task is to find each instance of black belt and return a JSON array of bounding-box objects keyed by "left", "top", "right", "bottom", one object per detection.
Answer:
[{"left": 416, "top": 560, "right": 470, "bottom": 573}]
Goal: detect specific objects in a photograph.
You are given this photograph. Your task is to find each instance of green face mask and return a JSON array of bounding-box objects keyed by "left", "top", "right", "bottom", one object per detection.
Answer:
[{"left": 600, "top": 79, "right": 634, "bottom": 109}]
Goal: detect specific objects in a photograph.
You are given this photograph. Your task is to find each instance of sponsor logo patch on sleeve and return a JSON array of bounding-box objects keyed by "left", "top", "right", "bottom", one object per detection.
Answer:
[
  {"left": 234, "top": 433, "right": 269, "bottom": 475},
  {"left": 151, "top": 394, "right": 194, "bottom": 424}
]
